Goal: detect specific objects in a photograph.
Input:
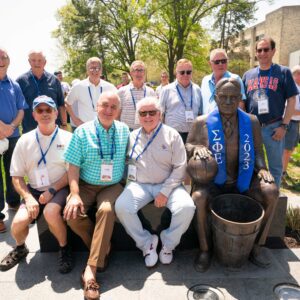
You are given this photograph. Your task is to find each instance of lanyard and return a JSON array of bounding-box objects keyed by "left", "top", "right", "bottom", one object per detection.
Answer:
[
  {"left": 30, "top": 71, "right": 41, "bottom": 96},
  {"left": 95, "top": 120, "right": 115, "bottom": 160},
  {"left": 257, "top": 64, "right": 273, "bottom": 96},
  {"left": 176, "top": 84, "right": 193, "bottom": 109},
  {"left": 130, "top": 88, "right": 146, "bottom": 110},
  {"left": 88, "top": 86, "right": 103, "bottom": 111},
  {"left": 129, "top": 123, "right": 162, "bottom": 161},
  {"left": 36, "top": 127, "right": 59, "bottom": 166}
]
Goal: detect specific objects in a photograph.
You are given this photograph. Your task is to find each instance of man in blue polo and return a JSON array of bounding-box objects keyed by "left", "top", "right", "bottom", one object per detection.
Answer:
[
  {"left": 0, "top": 47, "right": 27, "bottom": 233},
  {"left": 64, "top": 92, "right": 129, "bottom": 300},
  {"left": 17, "top": 50, "right": 67, "bottom": 133}
]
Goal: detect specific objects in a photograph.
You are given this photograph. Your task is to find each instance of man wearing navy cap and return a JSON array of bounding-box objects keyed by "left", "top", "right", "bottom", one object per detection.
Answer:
[{"left": 0, "top": 96, "right": 73, "bottom": 274}]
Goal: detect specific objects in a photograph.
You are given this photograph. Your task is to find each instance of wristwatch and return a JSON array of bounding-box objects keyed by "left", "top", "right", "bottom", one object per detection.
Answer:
[
  {"left": 48, "top": 187, "right": 57, "bottom": 196},
  {"left": 280, "top": 123, "right": 289, "bottom": 130}
]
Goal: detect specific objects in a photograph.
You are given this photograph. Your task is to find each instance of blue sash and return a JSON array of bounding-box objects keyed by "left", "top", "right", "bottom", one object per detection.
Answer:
[{"left": 206, "top": 108, "right": 254, "bottom": 192}]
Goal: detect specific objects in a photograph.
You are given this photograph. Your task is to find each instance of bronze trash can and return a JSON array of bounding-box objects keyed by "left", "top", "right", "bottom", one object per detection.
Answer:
[{"left": 211, "top": 194, "right": 264, "bottom": 268}]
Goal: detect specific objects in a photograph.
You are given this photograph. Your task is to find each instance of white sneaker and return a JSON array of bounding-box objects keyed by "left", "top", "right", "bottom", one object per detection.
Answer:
[
  {"left": 159, "top": 245, "right": 173, "bottom": 264},
  {"left": 143, "top": 235, "right": 158, "bottom": 267}
]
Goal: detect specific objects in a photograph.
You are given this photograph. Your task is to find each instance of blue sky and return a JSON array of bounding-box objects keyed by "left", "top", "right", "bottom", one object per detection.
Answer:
[{"left": 1, "top": 0, "right": 299, "bottom": 79}]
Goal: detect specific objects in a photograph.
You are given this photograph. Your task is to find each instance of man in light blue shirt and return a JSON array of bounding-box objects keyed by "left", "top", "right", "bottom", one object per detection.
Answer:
[
  {"left": 64, "top": 92, "right": 129, "bottom": 300},
  {"left": 201, "top": 48, "right": 246, "bottom": 115}
]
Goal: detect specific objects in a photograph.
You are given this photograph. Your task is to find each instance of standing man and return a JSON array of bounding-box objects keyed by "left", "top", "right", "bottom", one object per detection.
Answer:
[
  {"left": 118, "top": 60, "right": 156, "bottom": 130},
  {"left": 201, "top": 48, "right": 246, "bottom": 114},
  {"left": 0, "top": 96, "right": 73, "bottom": 273},
  {"left": 243, "top": 37, "right": 298, "bottom": 187},
  {"left": 155, "top": 71, "right": 169, "bottom": 98},
  {"left": 0, "top": 48, "right": 27, "bottom": 233},
  {"left": 65, "top": 57, "right": 117, "bottom": 128},
  {"left": 116, "top": 97, "right": 195, "bottom": 267},
  {"left": 116, "top": 72, "right": 130, "bottom": 89},
  {"left": 17, "top": 50, "right": 67, "bottom": 133},
  {"left": 159, "top": 58, "right": 202, "bottom": 143},
  {"left": 63, "top": 92, "right": 129, "bottom": 300},
  {"left": 54, "top": 70, "right": 71, "bottom": 98}
]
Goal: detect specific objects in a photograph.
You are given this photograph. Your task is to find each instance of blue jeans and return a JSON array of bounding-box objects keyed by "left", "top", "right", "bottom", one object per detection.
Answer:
[
  {"left": 261, "top": 121, "right": 285, "bottom": 187},
  {"left": 115, "top": 182, "right": 195, "bottom": 251},
  {"left": 0, "top": 137, "right": 20, "bottom": 220}
]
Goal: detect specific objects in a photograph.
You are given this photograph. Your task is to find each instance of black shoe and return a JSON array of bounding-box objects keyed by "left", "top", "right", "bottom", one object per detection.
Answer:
[
  {"left": 58, "top": 245, "right": 73, "bottom": 274},
  {"left": 0, "top": 244, "right": 29, "bottom": 271},
  {"left": 249, "top": 245, "right": 271, "bottom": 268},
  {"left": 194, "top": 251, "right": 212, "bottom": 273}
]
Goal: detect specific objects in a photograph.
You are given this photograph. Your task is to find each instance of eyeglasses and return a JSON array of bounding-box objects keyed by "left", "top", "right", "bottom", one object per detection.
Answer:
[
  {"left": 132, "top": 68, "right": 145, "bottom": 73},
  {"left": 89, "top": 67, "right": 101, "bottom": 72},
  {"left": 177, "top": 70, "right": 192, "bottom": 75},
  {"left": 211, "top": 59, "right": 228, "bottom": 65},
  {"left": 0, "top": 56, "right": 8, "bottom": 60},
  {"left": 256, "top": 48, "right": 270, "bottom": 53},
  {"left": 35, "top": 107, "right": 54, "bottom": 114},
  {"left": 139, "top": 110, "right": 158, "bottom": 117}
]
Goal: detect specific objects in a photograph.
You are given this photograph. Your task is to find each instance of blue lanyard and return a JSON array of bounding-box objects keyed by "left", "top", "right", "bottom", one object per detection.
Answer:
[
  {"left": 176, "top": 84, "right": 193, "bottom": 109},
  {"left": 30, "top": 71, "right": 41, "bottom": 96},
  {"left": 36, "top": 127, "right": 59, "bottom": 166},
  {"left": 257, "top": 64, "right": 273, "bottom": 96},
  {"left": 129, "top": 123, "right": 162, "bottom": 161},
  {"left": 95, "top": 120, "right": 115, "bottom": 160},
  {"left": 130, "top": 88, "right": 146, "bottom": 110},
  {"left": 88, "top": 86, "right": 103, "bottom": 111}
]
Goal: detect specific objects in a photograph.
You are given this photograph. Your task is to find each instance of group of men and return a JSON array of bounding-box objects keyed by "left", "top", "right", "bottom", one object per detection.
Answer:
[{"left": 0, "top": 36, "right": 299, "bottom": 300}]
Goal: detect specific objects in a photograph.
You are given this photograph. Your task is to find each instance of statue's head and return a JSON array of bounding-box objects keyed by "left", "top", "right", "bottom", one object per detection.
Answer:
[{"left": 215, "top": 78, "right": 241, "bottom": 118}]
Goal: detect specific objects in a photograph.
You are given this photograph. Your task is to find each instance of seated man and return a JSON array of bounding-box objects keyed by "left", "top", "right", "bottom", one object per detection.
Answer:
[
  {"left": 63, "top": 92, "right": 129, "bottom": 300},
  {"left": 0, "top": 96, "right": 73, "bottom": 273},
  {"left": 186, "top": 78, "right": 279, "bottom": 272},
  {"left": 116, "top": 97, "right": 195, "bottom": 267}
]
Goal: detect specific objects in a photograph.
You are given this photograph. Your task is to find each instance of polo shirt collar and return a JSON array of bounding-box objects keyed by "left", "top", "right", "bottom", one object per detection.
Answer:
[
  {"left": 129, "top": 82, "right": 146, "bottom": 90},
  {"left": 175, "top": 79, "right": 192, "bottom": 89},
  {"left": 95, "top": 117, "right": 115, "bottom": 134},
  {"left": 0, "top": 75, "right": 9, "bottom": 83}
]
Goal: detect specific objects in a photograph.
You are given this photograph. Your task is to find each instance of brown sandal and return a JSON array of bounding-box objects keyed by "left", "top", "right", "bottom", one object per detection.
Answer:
[
  {"left": 0, "top": 245, "right": 29, "bottom": 272},
  {"left": 81, "top": 271, "right": 100, "bottom": 300}
]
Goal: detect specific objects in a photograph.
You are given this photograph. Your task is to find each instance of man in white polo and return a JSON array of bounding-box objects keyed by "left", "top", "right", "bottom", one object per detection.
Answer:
[{"left": 65, "top": 57, "right": 117, "bottom": 128}]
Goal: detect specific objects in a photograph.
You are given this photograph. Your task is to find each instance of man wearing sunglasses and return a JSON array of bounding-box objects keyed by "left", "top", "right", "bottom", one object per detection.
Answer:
[
  {"left": 159, "top": 59, "right": 202, "bottom": 143},
  {"left": 201, "top": 49, "right": 246, "bottom": 114},
  {"left": 64, "top": 92, "right": 129, "bottom": 300},
  {"left": 65, "top": 57, "right": 117, "bottom": 131},
  {"left": 0, "top": 95, "right": 73, "bottom": 274},
  {"left": 116, "top": 97, "right": 195, "bottom": 268},
  {"left": 118, "top": 60, "right": 156, "bottom": 130},
  {"left": 242, "top": 37, "right": 298, "bottom": 187},
  {"left": 0, "top": 48, "right": 27, "bottom": 233}
]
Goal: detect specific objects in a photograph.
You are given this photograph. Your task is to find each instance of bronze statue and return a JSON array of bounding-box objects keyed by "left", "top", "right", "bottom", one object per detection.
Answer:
[{"left": 186, "top": 78, "right": 279, "bottom": 272}]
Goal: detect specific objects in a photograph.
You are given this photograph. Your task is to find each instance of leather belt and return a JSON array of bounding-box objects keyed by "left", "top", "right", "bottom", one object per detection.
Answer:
[{"left": 260, "top": 117, "right": 282, "bottom": 127}]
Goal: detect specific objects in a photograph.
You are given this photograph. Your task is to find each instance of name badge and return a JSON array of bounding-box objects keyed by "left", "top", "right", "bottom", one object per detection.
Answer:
[
  {"left": 34, "top": 167, "right": 50, "bottom": 188},
  {"left": 100, "top": 163, "right": 113, "bottom": 182},
  {"left": 257, "top": 96, "right": 269, "bottom": 115},
  {"left": 127, "top": 164, "right": 137, "bottom": 181},
  {"left": 185, "top": 110, "right": 194, "bottom": 123}
]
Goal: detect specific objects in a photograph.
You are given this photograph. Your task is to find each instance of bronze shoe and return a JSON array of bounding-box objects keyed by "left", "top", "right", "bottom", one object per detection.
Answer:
[
  {"left": 81, "top": 272, "right": 100, "bottom": 300},
  {"left": 194, "top": 251, "right": 212, "bottom": 273}
]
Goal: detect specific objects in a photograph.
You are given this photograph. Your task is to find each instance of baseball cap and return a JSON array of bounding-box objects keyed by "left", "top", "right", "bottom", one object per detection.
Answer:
[{"left": 32, "top": 95, "right": 57, "bottom": 111}]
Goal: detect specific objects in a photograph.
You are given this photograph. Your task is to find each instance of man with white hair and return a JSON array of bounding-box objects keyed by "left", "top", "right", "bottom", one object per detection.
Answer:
[
  {"left": 17, "top": 50, "right": 67, "bottom": 133},
  {"left": 115, "top": 97, "right": 195, "bottom": 268},
  {"left": 64, "top": 92, "right": 129, "bottom": 300},
  {"left": 65, "top": 57, "right": 117, "bottom": 128},
  {"left": 201, "top": 48, "right": 246, "bottom": 114}
]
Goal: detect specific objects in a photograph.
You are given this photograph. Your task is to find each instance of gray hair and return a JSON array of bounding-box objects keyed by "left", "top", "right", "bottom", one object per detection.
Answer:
[
  {"left": 136, "top": 97, "right": 162, "bottom": 113},
  {"left": 291, "top": 65, "right": 300, "bottom": 75},
  {"left": 210, "top": 48, "right": 228, "bottom": 61},
  {"left": 86, "top": 57, "right": 102, "bottom": 70},
  {"left": 28, "top": 49, "right": 46, "bottom": 60},
  {"left": 98, "top": 91, "right": 120, "bottom": 106}
]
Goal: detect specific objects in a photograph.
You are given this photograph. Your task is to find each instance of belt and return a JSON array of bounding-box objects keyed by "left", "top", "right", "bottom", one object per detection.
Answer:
[
  {"left": 290, "top": 120, "right": 300, "bottom": 123},
  {"left": 260, "top": 117, "right": 282, "bottom": 127}
]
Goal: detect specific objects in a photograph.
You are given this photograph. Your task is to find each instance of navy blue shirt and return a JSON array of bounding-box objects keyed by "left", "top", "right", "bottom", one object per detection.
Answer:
[
  {"left": 242, "top": 64, "right": 298, "bottom": 124},
  {"left": 0, "top": 76, "right": 27, "bottom": 138},
  {"left": 17, "top": 70, "right": 64, "bottom": 133}
]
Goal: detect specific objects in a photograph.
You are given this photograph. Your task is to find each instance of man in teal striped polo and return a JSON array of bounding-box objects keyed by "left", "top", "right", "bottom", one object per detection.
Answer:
[{"left": 64, "top": 91, "right": 129, "bottom": 300}]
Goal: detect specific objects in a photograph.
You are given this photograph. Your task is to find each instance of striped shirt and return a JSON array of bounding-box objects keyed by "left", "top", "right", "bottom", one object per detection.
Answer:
[
  {"left": 64, "top": 118, "right": 129, "bottom": 185},
  {"left": 118, "top": 82, "right": 156, "bottom": 130},
  {"left": 159, "top": 80, "right": 203, "bottom": 133}
]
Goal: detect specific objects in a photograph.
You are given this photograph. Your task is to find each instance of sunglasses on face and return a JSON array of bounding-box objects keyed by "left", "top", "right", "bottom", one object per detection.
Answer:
[
  {"left": 212, "top": 59, "right": 228, "bottom": 65},
  {"left": 35, "top": 107, "right": 54, "bottom": 114},
  {"left": 138, "top": 110, "right": 158, "bottom": 117},
  {"left": 177, "top": 70, "right": 192, "bottom": 75},
  {"left": 256, "top": 48, "right": 270, "bottom": 53}
]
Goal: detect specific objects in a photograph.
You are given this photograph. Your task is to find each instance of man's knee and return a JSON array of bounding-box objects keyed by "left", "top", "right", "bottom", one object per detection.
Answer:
[
  {"left": 96, "top": 202, "right": 114, "bottom": 218},
  {"left": 11, "top": 211, "right": 31, "bottom": 233},
  {"left": 43, "top": 204, "right": 62, "bottom": 223}
]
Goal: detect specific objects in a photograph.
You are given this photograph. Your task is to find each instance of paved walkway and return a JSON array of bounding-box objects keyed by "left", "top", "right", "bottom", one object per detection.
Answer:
[{"left": 1, "top": 203, "right": 300, "bottom": 300}]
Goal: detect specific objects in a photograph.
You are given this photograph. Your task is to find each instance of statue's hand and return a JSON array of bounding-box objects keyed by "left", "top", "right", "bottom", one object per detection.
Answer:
[
  {"left": 193, "top": 146, "right": 212, "bottom": 160},
  {"left": 257, "top": 169, "right": 275, "bottom": 183}
]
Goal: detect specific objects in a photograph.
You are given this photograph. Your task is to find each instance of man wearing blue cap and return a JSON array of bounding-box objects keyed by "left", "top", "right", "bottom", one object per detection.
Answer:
[{"left": 0, "top": 96, "right": 73, "bottom": 274}]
